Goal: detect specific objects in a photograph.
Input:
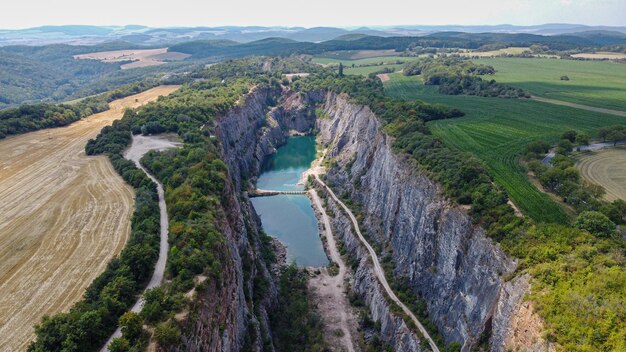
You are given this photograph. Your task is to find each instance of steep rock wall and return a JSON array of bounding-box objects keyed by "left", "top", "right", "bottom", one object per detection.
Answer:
[
  {"left": 180, "top": 86, "right": 540, "bottom": 352},
  {"left": 179, "top": 87, "right": 318, "bottom": 352},
  {"left": 314, "top": 92, "right": 529, "bottom": 351}
]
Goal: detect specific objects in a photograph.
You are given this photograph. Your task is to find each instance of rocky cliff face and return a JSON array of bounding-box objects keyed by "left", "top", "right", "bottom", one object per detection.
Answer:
[
  {"left": 179, "top": 87, "right": 318, "bottom": 352},
  {"left": 183, "top": 86, "right": 540, "bottom": 352},
  {"left": 314, "top": 92, "right": 534, "bottom": 351}
]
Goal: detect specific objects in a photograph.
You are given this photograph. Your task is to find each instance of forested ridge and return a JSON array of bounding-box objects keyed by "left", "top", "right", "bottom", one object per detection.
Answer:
[{"left": 0, "top": 43, "right": 199, "bottom": 109}]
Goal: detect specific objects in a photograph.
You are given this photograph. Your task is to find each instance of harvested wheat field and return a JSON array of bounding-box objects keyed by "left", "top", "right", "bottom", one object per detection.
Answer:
[
  {"left": 74, "top": 48, "right": 190, "bottom": 69},
  {"left": 0, "top": 86, "right": 179, "bottom": 351},
  {"left": 575, "top": 147, "right": 626, "bottom": 201},
  {"left": 572, "top": 52, "right": 626, "bottom": 60}
]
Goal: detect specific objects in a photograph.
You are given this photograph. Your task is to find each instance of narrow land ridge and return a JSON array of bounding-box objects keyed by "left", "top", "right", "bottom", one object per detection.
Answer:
[{"left": 249, "top": 189, "right": 308, "bottom": 197}]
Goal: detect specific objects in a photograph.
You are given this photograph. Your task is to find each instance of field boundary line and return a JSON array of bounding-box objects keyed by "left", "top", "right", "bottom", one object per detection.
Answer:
[{"left": 531, "top": 96, "right": 626, "bottom": 118}]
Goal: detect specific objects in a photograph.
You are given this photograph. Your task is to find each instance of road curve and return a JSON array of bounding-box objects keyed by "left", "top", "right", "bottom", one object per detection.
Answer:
[
  {"left": 314, "top": 174, "right": 441, "bottom": 352},
  {"left": 101, "top": 135, "right": 181, "bottom": 351}
]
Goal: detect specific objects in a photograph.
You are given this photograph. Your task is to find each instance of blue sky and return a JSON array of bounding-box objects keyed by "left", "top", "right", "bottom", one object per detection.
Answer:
[{"left": 1, "top": 0, "right": 625, "bottom": 29}]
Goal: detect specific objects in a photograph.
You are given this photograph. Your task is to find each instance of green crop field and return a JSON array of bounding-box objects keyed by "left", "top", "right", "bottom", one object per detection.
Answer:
[
  {"left": 312, "top": 55, "right": 414, "bottom": 66},
  {"left": 476, "top": 58, "right": 626, "bottom": 111},
  {"left": 384, "top": 73, "right": 626, "bottom": 223},
  {"left": 343, "top": 64, "right": 404, "bottom": 76},
  {"left": 312, "top": 55, "right": 420, "bottom": 76}
]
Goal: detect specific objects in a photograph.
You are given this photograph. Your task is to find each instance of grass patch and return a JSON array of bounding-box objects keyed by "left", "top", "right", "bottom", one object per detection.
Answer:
[
  {"left": 312, "top": 55, "right": 415, "bottom": 66},
  {"left": 312, "top": 55, "right": 420, "bottom": 77},
  {"left": 384, "top": 73, "right": 626, "bottom": 223},
  {"left": 476, "top": 58, "right": 626, "bottom": 111}
]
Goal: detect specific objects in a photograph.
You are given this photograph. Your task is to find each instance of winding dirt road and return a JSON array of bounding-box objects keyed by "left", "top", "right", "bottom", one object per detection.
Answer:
[
  {"left": 308, "top": 149, "right": 440, "bottom": 352},
  {"left": 0, "top": 86, "right": 179, "bottom": 351},
  {"left": 308, "top": 189, "right": 357, "bottom": 351},
  {"left": 316, "top": 174, "right": 440, "bottom": 351},
  {"left": 101, "top": 134, "right": 181, "bottom": 351}
]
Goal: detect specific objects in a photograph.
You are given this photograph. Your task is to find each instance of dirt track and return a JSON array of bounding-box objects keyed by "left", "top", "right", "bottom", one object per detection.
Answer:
[
  {"left": 531, "top": 96, "right": 626, "bottom": 117},
  {"left": 0, "top": 86, "right": 179, "bottom": 351},
  {"left": 308, "top": 188, "right": 358, "bottom": 351},
  {"left": 102, "top": 134, "right": 181, "bottom": 351}
]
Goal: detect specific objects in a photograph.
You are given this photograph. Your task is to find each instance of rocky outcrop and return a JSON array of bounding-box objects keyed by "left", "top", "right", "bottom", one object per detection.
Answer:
[
  {"left": 179, "top": 86, "right": 318, "bottom": 352},
  {"left": 314, "top": 92, "right": 535, "bottom": 351},
  {"left": 324, "top": 193, "right": 425, "bottom": 352},
  {"left": 182, "top": 86, "right": 542, "bottom": 352}
]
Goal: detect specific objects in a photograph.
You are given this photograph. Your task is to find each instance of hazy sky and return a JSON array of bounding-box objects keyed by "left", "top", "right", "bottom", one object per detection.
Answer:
[{"left": 1, "top": 0, "right": 625, "bottom": 29}]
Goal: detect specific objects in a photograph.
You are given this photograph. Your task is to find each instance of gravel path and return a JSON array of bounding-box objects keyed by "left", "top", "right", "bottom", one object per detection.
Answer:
[
  {"left": 313, "top": 169, "right": 440, "bottom": 352},
  {"left": 101, "top": 134, "right": 181, "bottom": 351},
  {"left": 308, "top": 188, "right": 357, "bottom": 351}
]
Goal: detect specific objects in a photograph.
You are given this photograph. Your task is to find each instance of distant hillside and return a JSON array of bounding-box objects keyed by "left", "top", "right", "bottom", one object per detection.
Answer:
[
  {"left": 170, "top": 31, "right": 626, "bottom": 60},
  {"left": 0, "top": 42, "right": 196, "bottom": 108},
  {"left": 3, "top": 24, "right": 626, "bottom": 47}
]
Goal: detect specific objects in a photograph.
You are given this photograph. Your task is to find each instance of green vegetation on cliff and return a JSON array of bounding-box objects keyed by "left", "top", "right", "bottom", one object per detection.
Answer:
[{"left": 270, "top": 265, "right": 327, "bottom": 351}]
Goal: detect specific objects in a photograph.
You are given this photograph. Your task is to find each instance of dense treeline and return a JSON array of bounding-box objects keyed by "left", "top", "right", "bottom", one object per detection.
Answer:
[
  {"left": 192, "top": 55, "right": 325, "bottom": 81},
  {"left": 403, "top": 58, "right": 529, "bottom": 98},
  {"left": 0, "top": 81, "right": 157, "bottom": 139}
]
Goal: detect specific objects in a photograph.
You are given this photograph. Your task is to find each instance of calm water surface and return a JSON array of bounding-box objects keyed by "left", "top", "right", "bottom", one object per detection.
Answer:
[{"left": 251, "top": 137, "right": 328, "bottom": 267}]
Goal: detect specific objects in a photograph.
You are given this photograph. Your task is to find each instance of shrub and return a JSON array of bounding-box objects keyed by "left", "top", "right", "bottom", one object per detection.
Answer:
[
  {"left": 108, "top": 338, "right": 130, "bottom": 352},
  {"left": 574, "top": 211, "right": 616, "bottom": 237},
  {"left": 119, "top": 312, "right": 143, "bottom": 341},
  {"left": 154, "top": 321, "right": 181, "bottom": 346}
]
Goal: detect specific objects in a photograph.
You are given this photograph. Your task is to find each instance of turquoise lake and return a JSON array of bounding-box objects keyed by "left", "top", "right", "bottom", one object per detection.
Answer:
[{"left": 251, "top": 136, "right": 329, "bottom": 267}]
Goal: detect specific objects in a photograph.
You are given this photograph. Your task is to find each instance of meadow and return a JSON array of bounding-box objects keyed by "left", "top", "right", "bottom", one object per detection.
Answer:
[
  {"left": 312, "top": 55, "right": 422, "bottom": 76},
  {"left": 312, "top": 55, "right": 411, "bottom": 66},
  {"left": 384, "top": 73, "right": 626, "bottom": 223},
  {"left": 476, "top": 58, "right": 626, "bottom": 111},
  {"left": 459, "top": 47, "right": 531, "bottom": 57}
]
